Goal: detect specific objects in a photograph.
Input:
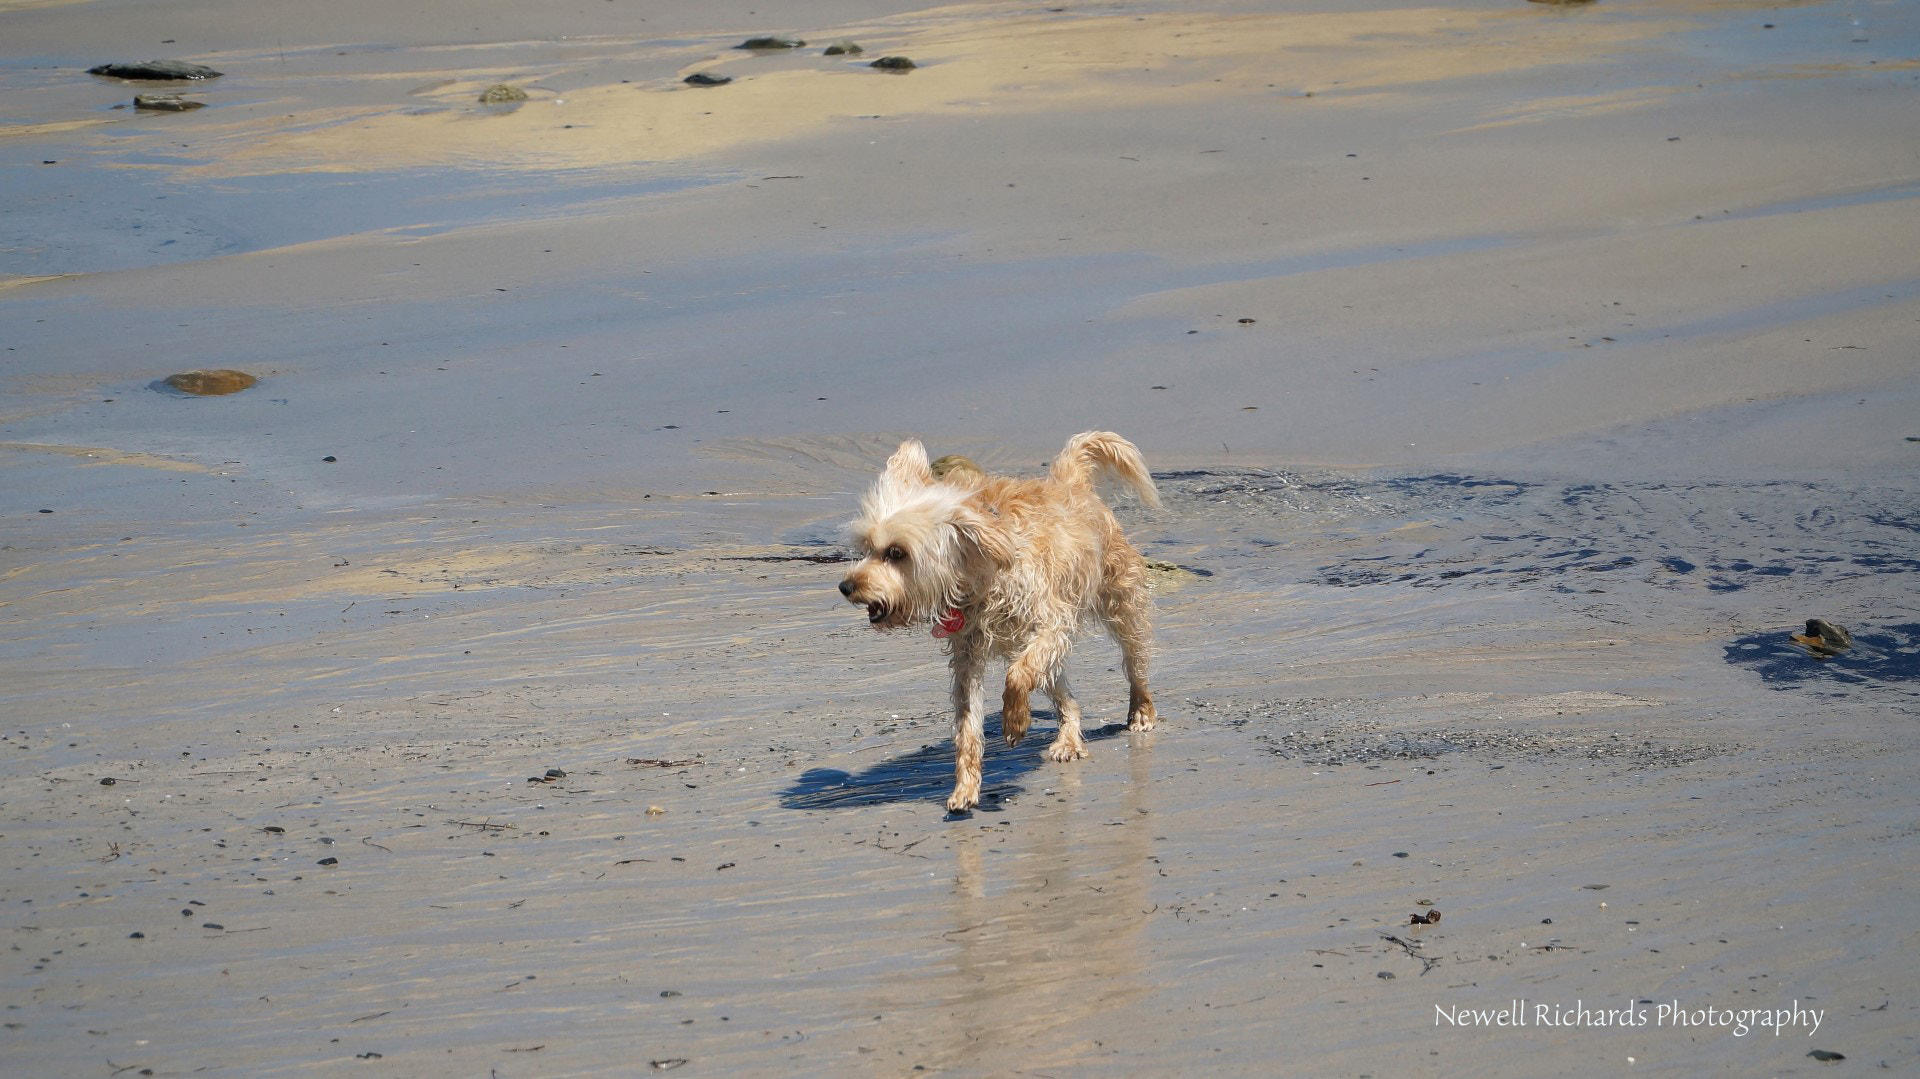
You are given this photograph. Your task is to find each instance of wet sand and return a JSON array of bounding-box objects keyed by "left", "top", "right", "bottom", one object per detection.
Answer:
[{"left": 3, "top": 0, "right": 1918, "bottom": 1074}]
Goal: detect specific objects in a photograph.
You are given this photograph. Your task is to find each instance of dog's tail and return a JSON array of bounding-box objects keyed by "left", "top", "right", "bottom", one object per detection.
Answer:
[{"left": 1049, "top": 431, "right": 1161, "bottom": 509}]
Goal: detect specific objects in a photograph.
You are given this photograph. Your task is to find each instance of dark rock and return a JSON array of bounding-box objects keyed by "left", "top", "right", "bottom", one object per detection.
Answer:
[
  {"left": 99, "top": 777, "right": 116, "bottom": 785},
  {"left": 317, "top": 856, "right": 338, "bottom": 866},
  {"left": 870, "top": 56, "right": 917, "bottom": 70},
  {"left": 134, "top": 94, "right": 204, "bottom": 112},
  {"left": 1808, "top": 1050, "right": 1845, "bottom": 1062},
  {"left": 1792, "top": 618, "right": 1852, "bottom": 658},
  {"left": 89, "top": 60, "right": 223, "bottom": 80},
  {"left": 737, "top": 36, "right": 804, "bottom": 49},
  {"left": 824, "top": 41, "right": 864, "bottom": 56},
  {"left": 683, "top": 72, "right": 732, "bottom": 86},
  {"left": 162, "top": 369, "right": 256, "bottom": 396}
]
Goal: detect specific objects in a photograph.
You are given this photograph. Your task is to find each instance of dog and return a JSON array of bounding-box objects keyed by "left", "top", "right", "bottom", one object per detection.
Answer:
[{"left": 838, "top": 431, "right": 1161, "bottom": 812}]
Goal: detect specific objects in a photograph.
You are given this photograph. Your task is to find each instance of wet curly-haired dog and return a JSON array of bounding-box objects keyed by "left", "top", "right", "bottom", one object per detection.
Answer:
[{"left": 838, "top": 431, "right": 1160, "bottom": 812}]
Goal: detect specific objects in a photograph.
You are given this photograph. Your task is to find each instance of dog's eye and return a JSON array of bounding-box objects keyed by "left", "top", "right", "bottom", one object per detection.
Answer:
[{"left": 885, "top": 545, "right": 907, "bottom": 562}]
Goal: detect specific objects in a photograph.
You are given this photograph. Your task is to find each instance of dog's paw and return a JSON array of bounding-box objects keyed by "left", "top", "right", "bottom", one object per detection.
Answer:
[
  {"left": 1002, "top": 711, "right": 1031, "bottom": 747},
  {"left": 1127, "top": 702, "right": 1157, "bottom": 732},
  {"left": 945, "top": 789, "right": 979, "bottom": 813},
  {"left": 1044, "top": 739, "right": 1087, "bottom": 762}
]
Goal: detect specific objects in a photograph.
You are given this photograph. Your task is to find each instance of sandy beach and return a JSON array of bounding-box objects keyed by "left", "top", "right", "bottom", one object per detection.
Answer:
[{"left": 3, "top": 0, "right": 1917, "bottom": 1074}]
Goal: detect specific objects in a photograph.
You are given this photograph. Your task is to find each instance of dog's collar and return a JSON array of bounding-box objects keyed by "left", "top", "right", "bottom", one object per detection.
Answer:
[{"left": 932, "top": 608, "right": 967, "bottom": 639}]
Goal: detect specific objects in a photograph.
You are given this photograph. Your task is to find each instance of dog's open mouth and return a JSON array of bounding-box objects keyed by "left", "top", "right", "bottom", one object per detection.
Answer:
[{"left": 866, "top": 601, "right": 888, "bottom": 625}]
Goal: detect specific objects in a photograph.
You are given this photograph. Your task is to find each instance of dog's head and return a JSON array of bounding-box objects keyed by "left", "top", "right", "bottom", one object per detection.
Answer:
[{"left": 838, "top": 439, "right": 1012, "bottom": 630}]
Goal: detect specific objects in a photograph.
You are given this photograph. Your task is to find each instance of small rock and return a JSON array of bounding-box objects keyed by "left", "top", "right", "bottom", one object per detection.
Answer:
[
  {"left": 317, "top": 856, "right": 338, "bottom": 866},
  {"left": 134, "top": 94, "right": 204, "bottom": 112},
  {"left": 930, "top": 454, "right": 982, "bottom": 480},
  {"left": 322, "top": 455, "right": 337, "bottom": 463},
  {"left": 824, "top": 40, "right": 864, "bottom": 56},
  {"left": 1807, "top": 1050, "right": 1845, "bottom": 1062},
  {"left": 1377, "top": 970, "right": 1396, "bottom": 979},
  {"left": 89, "top": 60, "right": 223, "bottom": 80},
  {"left": 683, "top": 72, "right": 732, "bottom": 86},
  {"left": 99, "top": 777, "right": 117, "bottom": 786},
  {"left": 869, "top": 56, "right": 917, "bottom": 70},
  {"left": 162, "top": 369, "right": 256, "bottom": 396},
  {"left": 646, "top": 805, "right": 667, "bottom": 816},
  {"left": 737, "top": 36, "right": 805, "bottom": 49},
  {"left": 128, "top": 932, "right": 145, "bottom": 939},
  {"left": 202, "top": 923, "right": 224, "bottom": 930},
  {"left": 478, "top": 84, "right": 528, "bottom": 104}
]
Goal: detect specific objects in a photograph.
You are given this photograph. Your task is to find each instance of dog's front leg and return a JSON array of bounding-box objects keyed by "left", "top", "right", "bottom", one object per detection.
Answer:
[{"left": 946, "top": 636, "right": 988, "bottom": 813}]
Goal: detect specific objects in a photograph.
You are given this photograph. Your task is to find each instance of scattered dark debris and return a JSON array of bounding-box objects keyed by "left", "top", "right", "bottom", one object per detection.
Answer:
[
  {"left": 722, "top": 552, "right": 849, "bottom": 564},
  {"left": 1410, "top": 910, "right": 1442, "bottom": 925},
  {"left": 628, "top": 758, "right": 699, "bottom": 769},
  {"left": 449, "top": 819, "right": 515, "bottom": 831}
]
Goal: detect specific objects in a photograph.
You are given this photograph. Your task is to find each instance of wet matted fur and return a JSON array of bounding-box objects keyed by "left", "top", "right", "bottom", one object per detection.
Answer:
[{"left": 838, "top": 431, "right": 1161, "bottom": 812}]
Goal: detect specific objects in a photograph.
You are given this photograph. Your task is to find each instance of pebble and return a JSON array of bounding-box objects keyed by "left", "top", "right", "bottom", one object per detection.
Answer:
[
  {"left": 870, "top": 56, "right": 917, "bottom": 70},
  {"left": 684, "top": 72, "right": 732, "bottom": 86},
  {"left": 737, "top": 36, "right": 805, "bottom": 49},
  {"left": 824, "top": 40, "right": 864, "bottom": 55},
  {"left": 134, "top": 94, "right": 205, "bottom": 111}
]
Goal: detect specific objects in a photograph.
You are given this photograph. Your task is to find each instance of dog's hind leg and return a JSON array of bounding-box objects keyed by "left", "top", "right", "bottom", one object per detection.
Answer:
[
  {"left": 1042, "top": 671, "right": 1087, "bottom": 762},
  {"left": 1001, "top": 630, "right": 1069, "bottom": 749},
  {"left": 947, "top": 637, "right": 988, "bottom": 812},
  {"left": 1099, "top": 552, "right": 1158, "bottom": 732}
]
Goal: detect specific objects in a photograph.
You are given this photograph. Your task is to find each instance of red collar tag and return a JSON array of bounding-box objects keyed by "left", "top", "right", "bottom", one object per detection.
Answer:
[{"left": 932, "top": 608, "right": 966, "bottom": 638}]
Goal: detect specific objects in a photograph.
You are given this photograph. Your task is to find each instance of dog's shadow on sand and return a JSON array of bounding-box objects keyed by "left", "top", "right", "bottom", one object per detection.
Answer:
[{"left": 780, "top": 714, "right": 1132, "bottom": 814}]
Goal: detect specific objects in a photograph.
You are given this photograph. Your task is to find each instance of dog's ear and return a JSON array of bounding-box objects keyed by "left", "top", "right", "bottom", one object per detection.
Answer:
[
  {"left": 883, "top": 439, "right": 934, "bottom": 487},
  {"left": 950, "top": 504, "right": 1013, "bottom": 575}
]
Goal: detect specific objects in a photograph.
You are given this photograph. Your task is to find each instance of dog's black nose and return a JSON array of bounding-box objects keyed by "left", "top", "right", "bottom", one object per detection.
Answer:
[{"left": 838, "top": 579, "right": 855, "bottom": 597}]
